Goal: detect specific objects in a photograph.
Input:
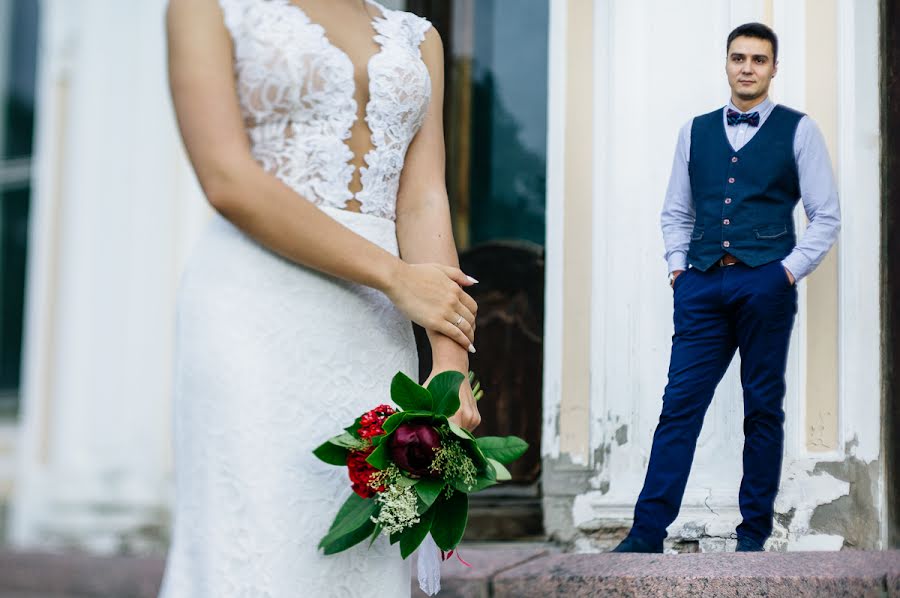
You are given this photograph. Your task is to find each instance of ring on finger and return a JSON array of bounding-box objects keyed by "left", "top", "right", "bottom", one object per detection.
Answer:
[{"left": 455, "top": 314, "right": 464, "bottom": 327}]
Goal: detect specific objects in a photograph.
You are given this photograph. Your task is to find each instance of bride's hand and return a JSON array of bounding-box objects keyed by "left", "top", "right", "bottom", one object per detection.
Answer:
[
  {"left": 385, "top": 263, "right": 478, "bottom": 353},
  {"left": 426, "top": 369, "right": 482, "bottom": 431}
]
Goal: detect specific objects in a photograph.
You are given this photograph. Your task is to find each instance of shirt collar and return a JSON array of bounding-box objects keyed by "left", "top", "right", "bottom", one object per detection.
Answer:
[{"left": 726, "top": 96, "right": 774, "bottom": 117}]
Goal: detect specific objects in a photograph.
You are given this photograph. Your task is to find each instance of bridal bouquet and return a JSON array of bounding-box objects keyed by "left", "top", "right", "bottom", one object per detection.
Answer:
[{"left": 313, "top": 371, "right": 527, "bottom": 562}]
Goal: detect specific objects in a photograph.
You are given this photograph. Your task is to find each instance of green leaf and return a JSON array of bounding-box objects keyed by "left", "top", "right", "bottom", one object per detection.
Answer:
[
  {"left": 475, "top": 436, "right": 529, "bottom": 464},
  {"left": 321, "top": 519, "right": 376, "bottom": 555},
  {"left": 415, "top": 478, "right": 445, "bottom": 512},
  {"left": 319, "top": 493, "right": 379, "bottom": 548},
  {"left": 313, "top": 440, "right": 349, "bottom": 466},
  {"left": 428, "top": 371, "right": 465, "bottom": 417},
  {"left": 381, "top": 412, "right": 406, "bottom": 435},
  {"left": 366, "top": 442, "right": 390, "bottom": 470},
  {"left": 430, "top": 490, "right": 468, "bottom": 551},
  {"left": 469, "top": 445, "right": 488, "bottom": 469},
  {"left": 330, "top": 431, "right": 363, "bottom": 449},
  {"left": 487, "top": 458, "right": 511, "bottom": 481},
  {"left": 399, "top": 507, "right": 436, "bottom": 559},
  {"left": 396, "top": 475, "right": 419, "bottom": 488},
  {"left": 391, "top": 372, "right": 433, "bottom": 412},
  {"left": 449, "top": 477, "right": 475, "bottom": 494},
  {"left": 446, "top": 420, "right": 471, "bottom": 440},
  {"left": 367, "top": 523, "right": 383, "bottom": 548},
  {"left": 444, "top": 422, "right": 487, "bottom": 468},
  {"left": 472, "top": 476, "right": 499, "bottom": 491},
  {"left": 327, "top": 492, "right": 361, "bottom": 533},
  {"left": 382, "top": 411, "right": 434, "bottom": 435},
  {"left": 344, "top": 416, "right": 364, "bottom": 438}
]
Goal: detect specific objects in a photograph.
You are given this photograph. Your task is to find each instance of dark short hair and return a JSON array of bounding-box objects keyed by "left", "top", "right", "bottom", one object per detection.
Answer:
[{"left": 727, "top": 23, "right": 778, "bottom": 62}]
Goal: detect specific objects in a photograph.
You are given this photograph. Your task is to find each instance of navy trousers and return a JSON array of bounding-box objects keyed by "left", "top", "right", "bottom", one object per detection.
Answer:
[{"left": 630, "top": 260, "right": 797, "bottom": 546}]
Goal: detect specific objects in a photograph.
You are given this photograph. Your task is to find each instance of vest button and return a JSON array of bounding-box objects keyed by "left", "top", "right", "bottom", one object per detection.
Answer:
[
  {"left": 723, "top": 219, "right": 731, "bottom": 225},
  {"left": 732, "top": 156, "right": 739, "bottom": 163},
  {"left": 723, "top": 241, "right": 731, "bottom": 248},
  {"left": 728, "top": 177, "right": 735, "bottom": 183},
  {"left": 725, "top": 198, "right": 732, "bottom": 204}
]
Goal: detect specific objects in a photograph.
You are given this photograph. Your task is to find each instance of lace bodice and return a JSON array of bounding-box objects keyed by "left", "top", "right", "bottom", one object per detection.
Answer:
[{"left": 218, "top": 0, "right": 432, "bottom": 220}]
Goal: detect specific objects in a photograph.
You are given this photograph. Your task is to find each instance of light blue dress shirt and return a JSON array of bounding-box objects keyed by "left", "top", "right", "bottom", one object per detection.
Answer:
[{"left": 660, "top": 97, "right": 841, "bottom": 281}]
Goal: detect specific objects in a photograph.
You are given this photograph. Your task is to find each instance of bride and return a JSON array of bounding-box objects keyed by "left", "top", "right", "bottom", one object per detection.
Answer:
[{"left": 160, "top": 0, "right": 481, "bottom": 595}]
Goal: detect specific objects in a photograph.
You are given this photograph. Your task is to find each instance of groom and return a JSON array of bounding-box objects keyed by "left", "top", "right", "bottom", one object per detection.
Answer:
[{"left": 613, "top": 23, "right": 841, "bottom": 553}]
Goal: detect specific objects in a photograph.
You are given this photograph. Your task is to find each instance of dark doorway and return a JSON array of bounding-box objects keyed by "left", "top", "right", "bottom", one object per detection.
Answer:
[
  {"left": 882, "top": 0, "right": 900, "bottom": 549},
  {"left": 407, "top": 0, "right": 549, "bottom": 540}
]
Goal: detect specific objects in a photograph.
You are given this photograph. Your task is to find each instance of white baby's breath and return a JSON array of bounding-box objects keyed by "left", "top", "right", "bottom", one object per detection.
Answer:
[{"left": 370, "top": 484, "right": 421, "bottom": 535}]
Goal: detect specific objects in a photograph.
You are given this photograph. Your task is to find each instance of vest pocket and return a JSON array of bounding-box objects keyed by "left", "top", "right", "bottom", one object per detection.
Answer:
[
  {"left": 691, "top": 228, "right": 704, "bottom": 241},
  {"left": 754, "top": 224, "right": 789, "bottom": 240}
]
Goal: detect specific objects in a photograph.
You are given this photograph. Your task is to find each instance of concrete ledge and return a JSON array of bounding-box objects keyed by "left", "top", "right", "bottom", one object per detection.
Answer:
[
  {"left": 494, "top": 551, "right": 900, "bottom": 598},
  {"left": 0, "top": 547, "right": 897, "bottom": 597},
  {"left": 0, "top": 550, "right": 164, "bottom": 598}
]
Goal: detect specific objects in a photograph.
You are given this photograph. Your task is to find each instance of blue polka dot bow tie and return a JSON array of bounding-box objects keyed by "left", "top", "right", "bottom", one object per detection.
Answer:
[{"left": 726, "top": 108, "right": 760, "bottom": 127}]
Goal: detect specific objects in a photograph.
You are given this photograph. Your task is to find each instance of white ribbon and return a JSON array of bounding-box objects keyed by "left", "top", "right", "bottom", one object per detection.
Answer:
[{"left": 416, "top": 533, "right": 442, "bottom": 596}]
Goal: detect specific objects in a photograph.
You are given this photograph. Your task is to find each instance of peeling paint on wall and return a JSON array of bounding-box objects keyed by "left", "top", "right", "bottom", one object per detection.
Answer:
[
  {"left": 807, "top": 456, "right": 881, "bottom": 549},
  {"left": 614, "top": 425, "right": 628, "bottom": 446},
  {"left": 551, "top": 430, "right": 884, "bottom": 552},
  {"left": 541, "top": 399, "right": 560, "bottom": 459},
  {"left": 771, "top": 460, "right": 851, "bottom": 550}
]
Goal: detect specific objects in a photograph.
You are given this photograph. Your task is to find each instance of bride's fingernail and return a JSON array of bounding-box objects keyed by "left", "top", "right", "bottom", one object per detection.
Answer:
[
  {"left": 468, "top": 344, "right": 476, "bottom": 354},
  {"left": 466, "top": 276, "right": 479, "bottom": 284}
]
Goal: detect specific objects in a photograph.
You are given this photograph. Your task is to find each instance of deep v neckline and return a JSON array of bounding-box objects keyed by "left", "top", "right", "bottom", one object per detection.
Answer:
[
  {"left": 282, "top": 0, "right": 389, "bottom": 204},
  {"left": 284, "top": 0, "right": 385, "bottom": 101}
]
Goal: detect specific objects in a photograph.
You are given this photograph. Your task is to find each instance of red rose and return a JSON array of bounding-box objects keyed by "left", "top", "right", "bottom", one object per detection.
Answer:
[
  {"left": 347, "top": 448, "right": 383, "bottom": 498},
  {"left": 357, "top": 404, "right": 396, "bottom": 439},
  {"left": 388, "top": 423, "right": 441, "bottom": 477}
]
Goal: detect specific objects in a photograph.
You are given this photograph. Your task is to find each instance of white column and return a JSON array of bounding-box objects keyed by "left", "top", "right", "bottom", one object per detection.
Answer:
[
  {"left": 577, "top": 0, "right": 747, "bottom": 534},
  {"left": 10, "top": 0, "right": 208, "bottom": 552}
]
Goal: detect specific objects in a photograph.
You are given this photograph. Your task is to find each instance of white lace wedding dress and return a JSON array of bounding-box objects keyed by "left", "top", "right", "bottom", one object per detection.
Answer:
[{"left": 159, "top": 1, "right": 432, "bottom": 596}]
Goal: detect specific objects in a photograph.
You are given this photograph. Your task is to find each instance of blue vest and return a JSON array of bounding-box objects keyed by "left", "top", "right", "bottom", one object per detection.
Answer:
[{"left": 687, "top": 105, "right": 804, "bottom": 271}]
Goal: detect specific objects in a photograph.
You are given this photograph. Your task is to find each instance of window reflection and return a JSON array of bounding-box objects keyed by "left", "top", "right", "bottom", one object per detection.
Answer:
[
  {"left": 447, "top": 0, "right": 548, "bottom": 248},
  {"left": 0, "top": 0, "right": 39, "bottom": 412}
]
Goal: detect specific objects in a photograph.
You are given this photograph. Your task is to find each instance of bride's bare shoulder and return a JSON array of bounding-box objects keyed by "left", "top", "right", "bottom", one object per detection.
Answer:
[
  {"left": 166, "top": 0, "right": 233, "bottom": 61},
  {"left": 166, "top": 0, "right": 228, "bottom": 32},
  {"left": 419, "top": 21, "right": 442, "bottom": 65}
]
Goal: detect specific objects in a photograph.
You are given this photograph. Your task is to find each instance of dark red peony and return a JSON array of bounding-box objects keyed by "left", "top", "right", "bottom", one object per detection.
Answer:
[
  {"left": 388, "top": 422, "right": 442, "bottom": 477},
  {"left": 347, "top": 448, "right": 383, "bottom": 498},
  {"left": 357, "top": 404, "right": 396, "bottom": 439}
]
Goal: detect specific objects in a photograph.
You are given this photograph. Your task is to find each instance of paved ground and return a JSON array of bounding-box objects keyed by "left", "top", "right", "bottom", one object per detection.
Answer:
[{"left": 0, "top": 544, "right": 898, "bottom": 597}]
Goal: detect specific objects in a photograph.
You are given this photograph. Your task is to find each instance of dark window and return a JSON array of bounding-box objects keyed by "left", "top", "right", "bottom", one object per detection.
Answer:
[
  {"left": 0, "top": 0, "right": 39, "bottom": 414},
  {"left": 464, "top": 0, "right": 548, "bottom": 248}
]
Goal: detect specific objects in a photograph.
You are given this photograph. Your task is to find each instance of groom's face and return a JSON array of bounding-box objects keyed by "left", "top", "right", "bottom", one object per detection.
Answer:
[{"left": 726, "top": 36, "right": 777, "bottom": 103}]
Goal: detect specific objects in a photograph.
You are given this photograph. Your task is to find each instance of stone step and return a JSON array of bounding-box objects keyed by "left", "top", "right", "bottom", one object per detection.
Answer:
[
  {"left": 493, "top": 550, "right": 900, "bottom": 598},
  {"left": 0, "top": 545, "right": 897, "bottom": 597}
]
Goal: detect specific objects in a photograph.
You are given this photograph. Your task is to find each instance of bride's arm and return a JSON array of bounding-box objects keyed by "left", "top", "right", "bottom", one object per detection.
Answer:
[
  {"left": 396, "top": 26, "right": 481, "bottom": 431},
  {"left": 166, "top": 0, "right": 476, "bottom": 352}
]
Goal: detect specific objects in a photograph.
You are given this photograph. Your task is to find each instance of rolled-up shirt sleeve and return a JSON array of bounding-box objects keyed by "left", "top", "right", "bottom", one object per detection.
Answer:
[
  {"left": 660, "top": 121, "right": 696, "bottom": 274},
  {"left": 781, "top": 116, "right": 842, "bottom": 282}
]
